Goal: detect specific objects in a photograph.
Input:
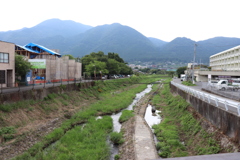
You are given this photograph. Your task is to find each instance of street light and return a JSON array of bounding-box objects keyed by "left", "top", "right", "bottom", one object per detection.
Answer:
[{"left": 192, "top": 43, "right": 197, "bottom": 84}]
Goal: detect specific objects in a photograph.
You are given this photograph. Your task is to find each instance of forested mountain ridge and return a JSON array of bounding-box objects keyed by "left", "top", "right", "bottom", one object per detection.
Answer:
[
  {"left": 0, "top": 18, "right": 92, "bottom": 45},
  {"left": 1, "top": 19, "right": 240, "bottom": 63}
]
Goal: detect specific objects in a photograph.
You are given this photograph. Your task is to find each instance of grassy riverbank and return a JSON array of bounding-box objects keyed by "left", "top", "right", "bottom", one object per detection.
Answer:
[
  {"left": 151, "top": 81, "right": 236, "bottom": 158},
  {"left": 7, "top": 75, "right": 163, "bottom": 160}
]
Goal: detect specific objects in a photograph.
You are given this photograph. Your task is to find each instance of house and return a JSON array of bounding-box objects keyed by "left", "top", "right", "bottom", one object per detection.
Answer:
[{"left": 0, "top": 41, "right": 15, "bottom": 88}]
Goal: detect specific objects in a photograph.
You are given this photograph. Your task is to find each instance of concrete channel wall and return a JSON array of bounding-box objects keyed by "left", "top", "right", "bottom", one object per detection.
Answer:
[
  {"left": 170, "top": 83, "right": 240, "bottom": 145},
  {"left": 0, "top": 82, "right": 95, "bottom": 104}
]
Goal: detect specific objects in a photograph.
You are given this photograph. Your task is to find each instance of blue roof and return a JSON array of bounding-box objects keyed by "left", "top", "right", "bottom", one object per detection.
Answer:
[
  {"left": 24, "top": 43, "right": 61, "bottom": 57},
  {"left": 16, "top": 44, "right": 38, "bottom": 53}
]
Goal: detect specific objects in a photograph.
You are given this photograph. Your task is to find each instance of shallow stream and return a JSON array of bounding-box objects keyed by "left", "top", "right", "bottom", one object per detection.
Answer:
[{"left": 109, "top": 84, "right": 152, "bottom": 159}]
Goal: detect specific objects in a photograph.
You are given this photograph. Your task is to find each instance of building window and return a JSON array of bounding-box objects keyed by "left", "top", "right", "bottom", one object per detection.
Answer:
[
  {"left": 0, "top": 53, "right": 9, "bottom": 63},
  {"left": 0, "top": 70, "right": 5, "bottom": 83}
]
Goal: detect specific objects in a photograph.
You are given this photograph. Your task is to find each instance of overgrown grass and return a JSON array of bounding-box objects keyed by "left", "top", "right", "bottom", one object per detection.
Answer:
[
  {"left": 0, "top": 126, "right": 16, "bottom": 141},
  {"left": 151, "top": 81, "right": 221, "bottom": 158},
  {"left": 12, "top": 75, "right": 162, "bottom": 159},
  {"left": 119, "top": 110, "right": 134, "bottom": 123},
  {"left": 40, "top": 116, "right": 113, "bottom": 160},
  {"left": 110, "top": 131, "right": 124, "bottom": 145},
  {"left": 0, "top": 99, "right": 36, "bottom": 112}
]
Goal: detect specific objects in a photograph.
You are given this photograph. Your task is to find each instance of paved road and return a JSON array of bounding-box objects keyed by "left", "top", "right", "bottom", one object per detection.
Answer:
[{"left": 172, "top": 79, "right": 240, "bottom": 116}]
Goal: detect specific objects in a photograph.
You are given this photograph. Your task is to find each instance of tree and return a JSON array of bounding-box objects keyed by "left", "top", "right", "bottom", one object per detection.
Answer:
[
  {"left": 167, "top": 71, "right": 175, "bottom": 78},
  {"left": 108, "top": 52, "right": 124, "bottom": 63},
  {"left": 15, "top": 54, "right": 32, "bottom": 80},
  {"left": 107, "top": 59, "right": 120, "bottom": 75},
  {"left": 85, "top": 61, "right": 108, "bottom": 77},
  {"left": 176, "top": 66, "right": 187, "bottom": 78},
  {"left": 119, "top": 63, "right": 133, "bottom": 75}
]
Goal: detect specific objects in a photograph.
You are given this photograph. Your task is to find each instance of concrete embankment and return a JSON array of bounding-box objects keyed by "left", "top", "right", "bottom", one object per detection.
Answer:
[
  {"left": 134, "top": 115, "right": 159, "bottom": 160},
  {"left": 134, "top": 88, "right": 159, "bottom": 160}
]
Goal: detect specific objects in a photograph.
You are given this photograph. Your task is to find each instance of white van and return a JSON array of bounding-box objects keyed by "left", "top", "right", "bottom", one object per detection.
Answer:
[{"left": 180, "top": 75, "right": 185, "bottom": 81}]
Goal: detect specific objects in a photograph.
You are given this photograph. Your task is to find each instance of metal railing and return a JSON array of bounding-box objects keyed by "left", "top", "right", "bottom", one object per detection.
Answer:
[
  {"left": 0, "top": 77, "right": 99, "bottom": 94},
  {"left": 171, "top": 81, "right": 240, "bottom": 116},
  {"left": 0, "top": 76, "right": 130, "bottom": 94}
]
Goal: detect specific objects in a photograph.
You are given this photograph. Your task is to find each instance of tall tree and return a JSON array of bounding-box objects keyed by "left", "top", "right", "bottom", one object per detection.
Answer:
[
  {"left": 85, "top": 61, "right": 108, "bottom": 76},
  {"left": 176, "top": 66, "right": 187, "bottom": 78},
  {"left": 15, "top": 54, "right": 32, "bottom": 80},
  {"left": 108, "top": 52, "right": 124, "bottom": 63},
  {"left": 107, "top": 59, "right": 120, "bottom": 75}
]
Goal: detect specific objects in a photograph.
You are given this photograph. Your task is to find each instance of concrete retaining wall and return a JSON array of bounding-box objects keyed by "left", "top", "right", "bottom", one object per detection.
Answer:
[
  {"left": 170, "top": 83, "right": 240, "bottom": 144},
  {"left": 0, "top": 82, "right": 95, "bottom": 104}
]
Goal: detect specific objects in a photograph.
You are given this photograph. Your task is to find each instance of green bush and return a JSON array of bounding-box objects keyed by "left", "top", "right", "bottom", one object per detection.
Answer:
[
  {"left": 114, "top": 154, "right": 120, "bottom": 160},
  {"left": 110, "top": 132, "right": 124, "bottom": 145},
  {"left": 182, "top": 81, "right": 196, "bottom": 86}
]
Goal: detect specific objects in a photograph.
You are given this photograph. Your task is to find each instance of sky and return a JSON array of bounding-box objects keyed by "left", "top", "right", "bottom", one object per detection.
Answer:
[{"left": 1, "top": 0, "right": 240, "bottom": 42}]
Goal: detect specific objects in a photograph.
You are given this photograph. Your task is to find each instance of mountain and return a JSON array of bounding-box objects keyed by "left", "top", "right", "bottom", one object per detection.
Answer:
[
  {"left": 1, "top": 19, "right": 240, "bottom": 63},
  {"left": 66, "top": 23, "right": 159, "bottom": 61},
  {"left": 0, "top": 18, "right": 92, "bottom": 45},
  {"left": 158, "top": 37, "right": 197, "bottom": 62},
  {"left": 148, "top": 37, "right": 168, "bottom": 48}
]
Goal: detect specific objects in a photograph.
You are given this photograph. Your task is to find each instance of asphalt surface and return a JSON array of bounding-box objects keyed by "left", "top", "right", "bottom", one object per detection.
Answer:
[{"left": 172, "top": 79, "right": 240, "bottom": 116}]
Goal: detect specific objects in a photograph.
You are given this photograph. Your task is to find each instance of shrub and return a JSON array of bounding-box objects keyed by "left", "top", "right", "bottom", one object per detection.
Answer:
[
  {"left": 110, "top": 132, "right": 124, "bottom": 145},
  {"left": 181, "top": 81, "right": 196, "bottom": 86},
  {"left": 119, "top": 110, "right": 134, "bottom": 123}
]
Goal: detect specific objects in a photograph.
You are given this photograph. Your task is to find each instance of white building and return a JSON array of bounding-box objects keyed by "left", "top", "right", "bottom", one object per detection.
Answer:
[{"left": 210, "top": 45, "right": 240, "bottom": 71}]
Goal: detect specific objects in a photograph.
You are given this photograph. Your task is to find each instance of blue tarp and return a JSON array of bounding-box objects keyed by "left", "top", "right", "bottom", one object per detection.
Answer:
[
  {"left": 16, "top": 44, "right": 38, "bottom": 53},
  {"left": 24, "top": 43, "right": 61, "bottom": 57}
]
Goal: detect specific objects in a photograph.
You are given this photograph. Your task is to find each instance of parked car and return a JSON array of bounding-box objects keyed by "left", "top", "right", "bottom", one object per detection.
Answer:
[{"left": 216, "top": 79, "right": 240, "bottom": 91}]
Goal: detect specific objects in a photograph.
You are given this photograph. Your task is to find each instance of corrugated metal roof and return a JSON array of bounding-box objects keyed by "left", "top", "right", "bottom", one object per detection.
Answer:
[{"left": 25, "top": 43, "right": 61, "bottom": 57}]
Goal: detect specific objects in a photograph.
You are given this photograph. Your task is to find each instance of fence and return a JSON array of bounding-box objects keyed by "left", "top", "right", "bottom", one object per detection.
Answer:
[
  {"left": 0, "top": 75, "right": 129, "bottom": 94},
  {"left": 171, "top": 81, "right": 240, "bottom": 116},
  {"left": 0, "top": 77, "right": 100, "bottom": 94},
  {"left": 201, "top": 82, "right": 240, "bottom": 101}
]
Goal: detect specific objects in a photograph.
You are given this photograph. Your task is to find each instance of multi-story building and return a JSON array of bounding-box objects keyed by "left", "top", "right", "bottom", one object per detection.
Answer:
[
  {"left": 210, "top": 45, "right": 240, "bottom": 71},
  {"left": 0, "top": 41, "right": 15, "bottom": 88}
]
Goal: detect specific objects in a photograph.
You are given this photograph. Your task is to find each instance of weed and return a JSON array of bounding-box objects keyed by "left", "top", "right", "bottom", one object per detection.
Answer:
[
  {"left": 119, "top": 110, "right": 134, "bottom": 123},
  {"left": 152, "top": 82, "right": 221, "bottom": 158},
  {"left": 114, "top": 154, "right": 120, "bottom": 160},
  {"left": 0, "top": 126, "right": 16, "bottom": 141},
  {"left": 11, "top": 75, "right": 162, "bottom": 159},
  {"left": 110, "top": 131, "right": 124, "bottom": 145}
]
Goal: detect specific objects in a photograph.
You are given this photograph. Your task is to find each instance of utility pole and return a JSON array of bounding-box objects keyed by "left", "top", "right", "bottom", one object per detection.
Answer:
[{"left": 192, "top": 43, "right": 197, "bottom": 84}]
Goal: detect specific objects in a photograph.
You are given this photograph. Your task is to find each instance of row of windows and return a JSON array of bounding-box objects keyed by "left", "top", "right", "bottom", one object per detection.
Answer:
[{"left": 0, "top": 52, "right": 9, "bottom": 63}]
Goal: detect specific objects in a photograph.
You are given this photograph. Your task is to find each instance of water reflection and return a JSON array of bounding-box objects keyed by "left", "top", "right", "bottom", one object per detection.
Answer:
[
  {"left": 110, "top": 84, "right": 153, "bottom": 160},
  {"left": 144, "top": 104, "right": 161, "bottom": 128}
]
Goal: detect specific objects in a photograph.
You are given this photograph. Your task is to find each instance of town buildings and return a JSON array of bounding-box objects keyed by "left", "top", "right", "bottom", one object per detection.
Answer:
[
  {"left": 0, "top": 41, "right": 82, "bottom": 88},
  {"left": 192, "top": 45, "right": 240, "bottom": 82}
]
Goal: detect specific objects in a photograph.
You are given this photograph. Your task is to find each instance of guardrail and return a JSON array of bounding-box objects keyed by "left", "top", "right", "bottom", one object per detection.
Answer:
[{"left": 171, "top": 81, "right": 240, "bottom": 116}]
